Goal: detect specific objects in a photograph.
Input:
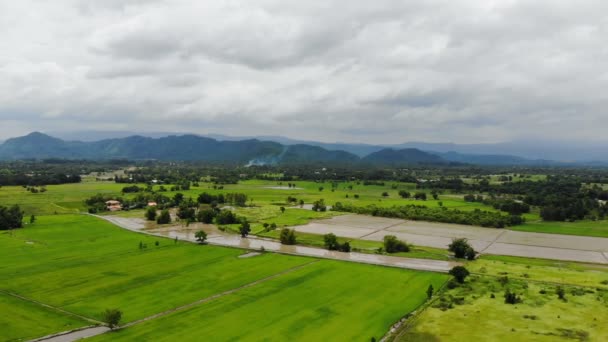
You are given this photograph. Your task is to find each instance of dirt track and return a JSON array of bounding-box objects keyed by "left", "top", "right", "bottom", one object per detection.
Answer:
[{"left": 290, "top": 214, "right": 608, "bottom": 264}]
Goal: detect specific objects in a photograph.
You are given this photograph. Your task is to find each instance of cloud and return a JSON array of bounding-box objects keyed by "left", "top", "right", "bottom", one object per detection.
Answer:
[{"left": 1, "top": 0, "right": 608, "bottom": 144}]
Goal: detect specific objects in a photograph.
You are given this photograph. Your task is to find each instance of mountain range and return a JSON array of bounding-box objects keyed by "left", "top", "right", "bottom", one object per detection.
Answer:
[{"left": 0, "top": 131, "right": 603, "bottom": 166}]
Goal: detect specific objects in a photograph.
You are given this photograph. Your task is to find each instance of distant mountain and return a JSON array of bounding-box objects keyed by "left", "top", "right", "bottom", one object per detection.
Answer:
[
  {"left": 281, "top": 145, "right": 360, "bottom": 164},
  {"left": 0, "top": 132, "right": 359, "bottom": 165},
  {"left": 361, "top": 148, "right": 445, "bottom": 166},
  {"left": 31, "top": 130, "right": 608, "bottom": 162},
  {"left": 3, "top": 131, "right": 606, "bottom": 166},
  {"left": 433, "top": 151, "right": 561, "bottom": 166}
]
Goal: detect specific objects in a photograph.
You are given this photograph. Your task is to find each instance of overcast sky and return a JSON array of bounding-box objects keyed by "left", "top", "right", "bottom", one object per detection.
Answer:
[{"left": 1, "top": 0, "right": 607, "bottom": 144}]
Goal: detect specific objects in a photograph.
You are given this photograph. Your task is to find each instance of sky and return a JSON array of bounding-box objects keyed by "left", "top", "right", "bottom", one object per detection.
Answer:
[{"left": 1, "top": 0, "right": 607, "bottom": 144}]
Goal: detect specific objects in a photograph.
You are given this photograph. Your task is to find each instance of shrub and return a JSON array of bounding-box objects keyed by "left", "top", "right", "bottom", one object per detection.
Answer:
[
  {"left": 279, "top": 228, "right": 297, "bottom": 245},
  {"left": 383, "top": 235, "right": 410, "bottom": 253},
  {"left": 449, "top": 238, "right": 475, "bottom": 259},
  {"left": 449, "top": 266, "right": 470, "bottom": 284},
  {"left": 156, "top": 209, "right": 171, "bottom": 224},
  {"left": 504, "top": 289, "right": 522, "bottom": 304},
  {"left": 145, "top": 206, "right": 157, "bottom": 221},
  {"left": 102, "top": 308, "right": 122, "bottom": 329}
]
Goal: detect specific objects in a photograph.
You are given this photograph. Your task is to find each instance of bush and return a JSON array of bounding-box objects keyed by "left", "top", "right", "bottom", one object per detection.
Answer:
[
  {"left": 383, "top": 235, "right": 409, "bottom": 253},
  {"left": 279, "top": 228, "right": 297, "bottom": 245},
  {"left": 102, "top": 308, "right": 122, "bottom": 329},
  {"left": 449, "top": 266, "right": 470, "bottom": 284},
  {"left": 312, "top": 199, "right": 327, "bottom": 212},
  {"left": 195, "top": 230, "right": 207, "bottom": 243},
  {"left": 145, "top": 206, "right": 157, "bottom": 221},
  {"left": 156, "top": 209, "right": 171, "bottom": 224},
  {"left": 324, "top": 233, "right": 339, "bottom": 250},
  {"left": 449, "top": 238, "right": 475, "bottom": 259},
  {"left": 216, "top": 210, "right": 238, "bottom": 224},
  {"left": 0, "top": 205, "right": 24, "bottom": 230},
  {"left": 504, "top": 289, "right": 522, "bottom": 304},
  {"left": 197, "top": 209, "right": 216, "bottom": 224}
]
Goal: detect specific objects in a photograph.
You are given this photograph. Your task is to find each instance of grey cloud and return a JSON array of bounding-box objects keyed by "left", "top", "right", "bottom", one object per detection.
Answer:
[{"left": 1, "top": 0, "right": 608, "bottom": 144}]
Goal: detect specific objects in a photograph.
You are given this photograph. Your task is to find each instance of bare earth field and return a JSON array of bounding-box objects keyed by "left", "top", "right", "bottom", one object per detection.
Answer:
[{"left": 290, "top": 214, "right": 608, "bottom": 264}]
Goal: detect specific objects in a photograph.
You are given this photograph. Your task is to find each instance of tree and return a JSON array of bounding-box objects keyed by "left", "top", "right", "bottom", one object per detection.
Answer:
[
  {"left": 427, "top": 284, "right": 434, "bottom": 299},
  {"left": 0, "top": 205, "right": 24, "bottom": 230},
  {"left": 299, "top": 199, "right": 304, "bottom": 208},
  {"left": 414, "top": 192, "right": 427, "bottom": 201},
  {"left": 197, "top": 209, "right": 216, "bottom": 224},
  {"left": 195, "top": 230, "right": 207, "bottom": 243},
  {"left": 173, "top": 192, "right": 184, "bottom": 206},
  {"left": 145, "top": 206, "right": 157, "bottom": 221},
  {"left": 382, "top": 191, "right": 389, "bottom": 197},
  {"left": 398, "top": 190, "right": 411, "bottom": 199},
  {"left": 102, "top": 308, "right": 122, "bottom": 329},
  {"left": 177, "top": 202, "right": 196, "bottom": 222},
  {"left": 556, "top": 286, "right": 566, "bottom": 300},
  {"left": 340, "top": 241, "right": 351, "bottom": 252},
  {"left": 156, "top": 209, "right": 171, "bottom": 224},
  {"left": 279, "top": 228, "right": 297, "bottom": 245},
  {"left": 383, "top": 235, "right": 410, "bottom": 253},
  {"left": 449, "top": 266, "right": 470, "bottom": 284},
  {"left": 239, "top": 219, "right": 251, "bottom": 237},
  {"left": 324, "top": 233, "right": 339, "bottom": 250},
  {"left": 504, "top": 289, "right": 522, "bottom": 304},
  {"left": 280, "top": 206, "right": 286, "bottom": 214},
  {"left": 216, "top": 210, "right": 238, "bottom": 224},
  {"left": 449, "top": 238, "right": 475, "bottom": 259},
  {"left": 431, "top": 191, "right": 439, "bottom": 200},
  {"left": 312, "top": 199, "right": 327, "bottom": 212},
  {"left": 465, "top": 247, "right": 477, "bottom": 260},
  {"left": 29, "top": 214, "right": 36, "bottom": 224}
]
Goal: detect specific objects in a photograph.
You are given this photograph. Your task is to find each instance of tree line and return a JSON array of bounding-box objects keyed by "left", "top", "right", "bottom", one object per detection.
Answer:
[{"left": 332, "top": 202, "right": 523, "bottom": 228}]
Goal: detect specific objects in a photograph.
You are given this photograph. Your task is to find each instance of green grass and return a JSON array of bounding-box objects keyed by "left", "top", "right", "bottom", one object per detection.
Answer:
[
  {"left": 396, "top": 275, "right": 608, "bottom": 341},
  {"left": 469, "top": 255, "right": 608, "bottom": 289},
  {"left": 1, "top": 214, "right": 447, "bottom": 341},
  {"left": 0, "top": 215, "right": 310, "bottom": 324},
  {"left": 258, "top": 229, "right": 451, "bottom": 261},
  {"left": 90, "top": 261, "right": 448, "bottom": 342},
  {"left": 7, "top": 179, "right": 608, "bottom": 238},
  {"left": 513, "top": 219, "right": 608, "bottom": 238},
  {"left": 0, "top": 292, "right": 88, "bottom": 342}
]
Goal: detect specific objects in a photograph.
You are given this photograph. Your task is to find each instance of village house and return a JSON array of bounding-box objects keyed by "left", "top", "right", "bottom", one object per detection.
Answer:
[{"left": 105, "top": 200, "right": 122, "bottom": 211}]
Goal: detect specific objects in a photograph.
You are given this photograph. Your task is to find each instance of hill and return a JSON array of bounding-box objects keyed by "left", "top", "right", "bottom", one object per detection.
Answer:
[
  {"left": 361, "top": 148, "right": 445, "bottom": 166},
  {"left": 0, "top": 132, "right": 359, "bottom": 165}
]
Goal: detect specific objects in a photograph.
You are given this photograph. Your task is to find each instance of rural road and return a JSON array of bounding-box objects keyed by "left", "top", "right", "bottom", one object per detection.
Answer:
[{"left": 93, "top": 215, "right": 459, "bottom": 273}]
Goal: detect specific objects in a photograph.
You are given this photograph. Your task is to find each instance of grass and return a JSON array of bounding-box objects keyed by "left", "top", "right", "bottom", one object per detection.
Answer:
[
  {"left": 258, "top": 229, "right": 452, "bottom": 261},
  {"left": 0, "top": 292, "right": 88, "bottom": 341},
  {"left": 513, "top": 219, "right": 608, "bottom": 238},
  {"left": 396, "top": 275, "right": 608, "bottom": 341},
  {"left": 0, "top": 215, "right": 310, "bottom": 324},
  {"left": 90, "top": 261, "right": 448, "bottom": 342},
  {"left": 469, "top": 255, "right": 608, "bottom": 289},
  {"left": 4, "top": 178, "right": 608, "bottom": 238},
  {"left": 0, "top": 214, "right": 447, "bottom": 341}
]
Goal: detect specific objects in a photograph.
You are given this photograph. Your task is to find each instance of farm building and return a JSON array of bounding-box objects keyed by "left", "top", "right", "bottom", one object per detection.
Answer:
[{"left": 105, "top": 200, "right": 122, "bottom": 211}]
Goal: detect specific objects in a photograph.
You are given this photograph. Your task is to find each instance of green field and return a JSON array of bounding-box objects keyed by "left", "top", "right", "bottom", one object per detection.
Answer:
[
  {"left": 0, "top": 292, "right": 88, "bottom": 341},
  {"left": 4, "top": 178, "right": 608, "bottom": 238},
  {"left": 0, "top": 214, "right": 447, "bottom": 341},
  {"left": 91, "top": 261, "right": 446, "bottom": 341},
  {"left": 397, "top": 275, "right": 608, "bottom": 341},
  {"left": 394, "top": 254, "right": 608, "bottom": 341}
]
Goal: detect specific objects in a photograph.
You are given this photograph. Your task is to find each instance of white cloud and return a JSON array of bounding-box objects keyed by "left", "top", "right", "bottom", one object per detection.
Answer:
[{"left": 1, "top": 0, "right": 608, "bottom": 144}]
